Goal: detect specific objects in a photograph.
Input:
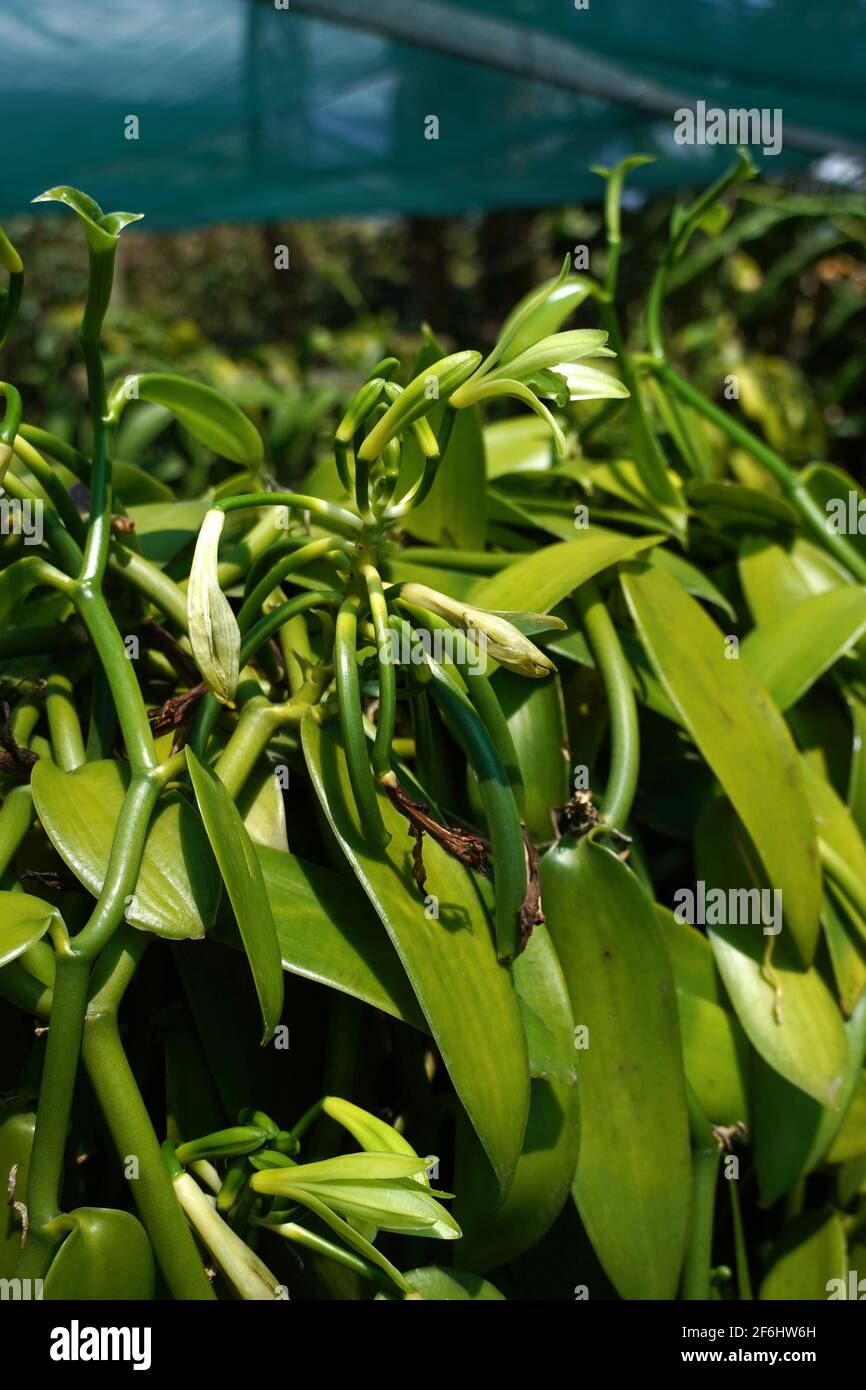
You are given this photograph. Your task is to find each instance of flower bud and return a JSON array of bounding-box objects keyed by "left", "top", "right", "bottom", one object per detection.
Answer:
[
  {"left": 188, "top": 509, "right": 241, "bottom": 705},
  {"left": 401, "top": 582, "right": 559, "bottom": 678},
  {"left": 357, "top": 351, "right": 481, "bottom": 462}
]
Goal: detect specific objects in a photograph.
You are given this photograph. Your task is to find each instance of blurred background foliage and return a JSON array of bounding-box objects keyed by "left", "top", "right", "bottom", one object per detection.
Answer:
[{"left": 3, "top": 176, "right": 865, "bottom": 500}]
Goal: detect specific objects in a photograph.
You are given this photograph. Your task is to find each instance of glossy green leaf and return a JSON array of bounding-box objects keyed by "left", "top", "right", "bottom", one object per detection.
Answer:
[
  {"left": 677, "top": 991, "right": 750, "bottom": 1127},
  {"left": 695, "top": 798, "right": 847, "bottom": 1106},
  {"left": 33, "top": 186, "right": 143, "bottom": 252},
  {"left": 377, "top": 1266, "right": 505, "bottom": 1300},
  {"left": 0, "top": 1103, "right": 35, "bottom": 1277},
  {"left": 657, "top": 906, "right": 723, "bottom": 1004},
  {"left": 238, "top": 759, "right": 289, "bottom": 854},
  {"left": 127, "top": 500, "right": 209, "bottom": 566},
  {"left": 31, "top": 759, "right": 218, "bottom": 940},
  {"left": 623, "top": 563, "right": 821, "bottom": 963},
  {"left": 254, "top": 845, "right": 424, "bottom": 1028},
  {"left": 0, "top": 891, "right": 58, "bottom": 966},
  {"left": 648, "top": 546, "right": 736, "bottom": 621},
  {"left": 687, "top": 480, "right": 798, "bottom": 532},
  {"left": 128, "top": 374, "right": 263, "bottom": 466},
  {"left": 492, "top": 669, "right": 569, "bottom": 843},
  {"left": 800, "top": 757, "right": 866, "bottom": 952},
  {"left": 454, "top": 922, "right": 580, "bottom": 1270},
  {"left": 802, "top": 462, "right": 866, "bottom": 567},
  {"left": 484, "top": 416, "right": 554, "bottom": 479},
  {"left": 302, "top": 715, "right": 529, "bottom": 1194},
  {"left": 472, "top": 530, "right": 661, "bottom": 613},
  {"left": 43, "top": 1208, "right": 155, "bottom": 1301},
  {"left": 186, "top": 748, "right": 284, "bottom": 1043},
  {"left": 758, "top": 1211, "right": 846, "bottom": 1300},
  {"left": 542, "top": 835, "right": 691, "bottom": 1299},
  {"left": 827, "top": 1074, "right": 866, "bottom": 1164},
  {"left": 738, "top": 535, "right": 810, "bottom": 624},
  {"left": 753, "top": 987, "right": 866, "bottom": 1206},
  {"left": 742, "top": 588, "right": 866, "bottom": 712}
]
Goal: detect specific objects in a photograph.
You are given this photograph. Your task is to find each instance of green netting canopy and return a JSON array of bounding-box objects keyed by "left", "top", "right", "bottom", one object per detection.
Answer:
[{"left": 2, "top": 0, "right": 865, "bottom": 227}]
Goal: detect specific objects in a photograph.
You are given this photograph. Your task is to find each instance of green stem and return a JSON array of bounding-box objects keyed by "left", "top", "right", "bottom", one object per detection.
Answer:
[
  {"left": 682, "top": 1142, "right": 720, "bottom": 1300},
  {"left": 574, "top": 580, "right": 639, "bottom": 829},
  {"left": 82, "top": 1013, "right": 216, "bottom": 1299},
  {"left": 238, "top": 536, "right": 353, "bottom": 631},
  {"left": 74, "top": 585, "right": 157, "bottom": 771},
  {"left": 214, "top": 698, "right": 279, "bottom": 800},
  {"left": 16, "top": 951, "right": 90, "bottom": 1278},
  {"left": 362, "top": 565, "right": 396, "bottom": 780},
  {"left": 728, "top": 1176, "right": 753, "bottom": 1300},
  {"left": 218, "top": 491, "right": 363, "bottom": 538},
  {"left": 335, "top": 594, "right": 389, "bottom": 847},
  {"left": 651, "top": 359, "right": 866, "bottom": 584},
  {"left": 0, "top": 783, "right": 34, "bottom": 877},
  {"left": 45, "top": 668, "right": 86, "bottom": 770},
  {"left": 268, "top": 1220, "right": 398, "bottom": 1294}
]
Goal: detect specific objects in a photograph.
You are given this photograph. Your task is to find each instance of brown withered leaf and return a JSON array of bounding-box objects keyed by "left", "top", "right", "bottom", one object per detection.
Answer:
[{"left": 383, "top": 780, "right": 488, "bottom": 894}]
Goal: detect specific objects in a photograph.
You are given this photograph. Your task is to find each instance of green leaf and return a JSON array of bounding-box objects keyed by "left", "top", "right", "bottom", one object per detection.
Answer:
[
  {"left": 695, "top": 798, "right": 847, "bottom": 1106},
  {"left": 472, "top": 530, "right": 661, "bottom": 613},
  {"left": 0, "top": 892, "right": 58, "bottom": 967},
  {"left": 742, "top": 588, "right": 866, "bottom": 711},
  {"left": 31, "top": 759, "right": 218, "bottom": 940},
  {"left": 186, "top": 748, "right": 283, "bottom": 1043},
  {"left": 454, "top": 921, "right": 580, "bottom": 1270},
  {"left": 254, "top": 845, "right": 424, "bottom": 1028},
  {"left": 43, "top": 1208, "right": 155, "bottom": 1301},
  {"left": 738, "top": 536, "right": 810, "bottom": 623},
  {"left": 800, "top": 757, "right": 866, "bottom": 951},
  {"left": 686, "top": 480, "right": 798, "bottom": 533},
  {"left": 802, "top": 462, "right": 866, "bottom": 568},
  {"left": 378, "top": 1266, "right": 505, "bottom": 1300},
  {"left": 758, "top": 1211, "right": 846, "bottom": 1300},
  {"left": 126, "top": 374, "right": 263, "bottom": 466},
  {"left": 542, "top": 836, "right": 691, "bottom": 1299},
  {"left": 677, "top": 991, "right": 750, "bottom": 1126},
  {"left": 491, "top": 670, "right": 569, "bottom": 844},
  {"left": 33, "top": 187, "right": 143, "bottom": 252},
  {"left": 753, "top": 987, "right": 866, "bottom": 1206},
  {"left": 622, "top": 563, "right": 821, "bottom": 963},
  {"left": 302, "top": 715, "right": 529, "bottom": 1195},
  {"left": 126, "top": 500, "right": 209, "bottom": 566}
]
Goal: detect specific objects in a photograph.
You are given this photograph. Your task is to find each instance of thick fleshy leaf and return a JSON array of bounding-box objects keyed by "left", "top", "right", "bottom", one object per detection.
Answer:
[
  {"left": 454, "top": 922, "right": 580, "bottom": 1270},
  {"left": 758, "top": 1211, "right": 847, "bottom": 1300},
  {"left": 254, "top": 845, "right": 424, "bottom": 1028},
  {"left": 742, "top": 588, "right": 866, "bottom": 712},
  {"left": 623, "top": 564, "right": 821, "bottom": 963},
  {"left": 695, "top": 798, "right": 847, "bottom": 1106},
  {"left": 378, "top": 1266, "right": 506, "bottom": 1300},
  {"left": 686, "top": 480, "right": 798, "bottom": 533},
  {"left": 127, "top": 500, "right": 209, "bottom": 566},
  {"left": 753, "top": 987, "right": 866, "bottom": 1206},
  {"left": 800, "top": 757, "right": 866, "bottom": 953},
  {"left": 473, "top": 531, "right": 661, "bottom": 613},
  {"left": 543, "top": 835, "right": 691, "bottom": 1300},
  {"left": 302, "top": 715, "right": 529, "bottom": 1194},
  {"left": 31, "top": 759, "right": 218, "bottom": 940},
  {"left": 186, "top": 748, "right": 283, "bottom": 1043},
  {"left": 43, "top": 1208, "right": 155, "bottom": 1301},
  {"left": 128, "top": 374, "right": 263, "bottom": 466},
  {"left": 677, "top": 991, "right": 750, "bottom": 1127},
  {"left": 491, "top": 670, "right": 569, "bottom": 844},
  {"left": 0, "top": 892, "right": 58, "bottom": 967},
  {"left": 33, "top": 186, "right": 143, "bottom": 252}
]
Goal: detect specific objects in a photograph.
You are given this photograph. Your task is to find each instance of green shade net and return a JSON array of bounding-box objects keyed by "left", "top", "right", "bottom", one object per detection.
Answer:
[{"left": 2, "top": 0, "right": 864, "bottom": 227}]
